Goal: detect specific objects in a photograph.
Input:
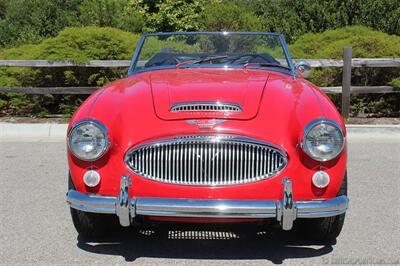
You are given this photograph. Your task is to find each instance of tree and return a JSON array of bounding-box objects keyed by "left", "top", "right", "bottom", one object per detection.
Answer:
[
  {"left": 128, "top": 0, "right": 205, "bottom": 32},
  {"left": 0, "top": 0, "right": 81, "bottom": 47},
  {"left": 247, "top": 0, "right": 350, "bottom": 43},
  {"left": 354, "top": 0, "right": 400, "bottom": 36},
  {"left": 78, "top": 0, "right": 145, "bottom": 33},
  {"left": 247, "top": 0, "right": 399, "bottom": 43},
  {"left": 0, "top": 0, "right": 6, "bottom": 20},
  {"left": 200, "top": 1, "right": 263, "bottom": 32}
]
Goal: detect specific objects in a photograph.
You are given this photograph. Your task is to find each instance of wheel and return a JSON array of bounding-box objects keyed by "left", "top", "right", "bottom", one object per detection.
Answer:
[
  {"left": 68, "top": 174, "right": 120, "bottom": 237},
  {"left": 298, "top": 172, "right": 347, "bottom": 242}
]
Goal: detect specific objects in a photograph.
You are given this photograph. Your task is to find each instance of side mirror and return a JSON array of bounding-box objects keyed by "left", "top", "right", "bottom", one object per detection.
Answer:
[{"left": 295, "top": 61, "right": 312, "bottom": 78}]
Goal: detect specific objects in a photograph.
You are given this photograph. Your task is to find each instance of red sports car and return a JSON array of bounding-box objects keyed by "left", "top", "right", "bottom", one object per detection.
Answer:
[{"left": 66, "top": 32, "right": 348, "bottom": 241}]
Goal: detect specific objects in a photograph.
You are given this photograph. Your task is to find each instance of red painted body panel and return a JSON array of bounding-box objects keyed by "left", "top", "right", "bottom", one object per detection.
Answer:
[
  {"left": 151, "top": 69, "right": 267, "bottom": 120},
  {"left": 67, "top": 68, "right": 347, "bottom": 214}
]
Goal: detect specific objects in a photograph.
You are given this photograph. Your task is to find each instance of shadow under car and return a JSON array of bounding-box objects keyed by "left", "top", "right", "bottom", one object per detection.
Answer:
[{"left": 76, "top": 222, "right": 335, "bottom": 264}]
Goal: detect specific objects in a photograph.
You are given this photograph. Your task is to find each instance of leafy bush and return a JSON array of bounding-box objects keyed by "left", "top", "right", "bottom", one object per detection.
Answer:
[
  {"left": 0, "top": 0, "right": 81, "bottom": 48},
  {"left": 0, "top": 27, "right": 140, "bottom": 116},
  {"left": 1, "top": 0, "right": 399, "bottom": 49},
  {"left": 138, "top": 36, "right": 202, "bottom": 61},
  {"left": 199, "top": 1, "right": 263, "bottom": 32},
  {"left": 78, "top": 0, "right": 145, "bottom": 33},
  {"left": 129, "top": 0, "right": 205, "bottom": 32},
  {"left": 290, "top": 26, "right": 400, "bottom": 59},
  {"left": 0, "top": 0, "right": 147, "bottom": 48},
  {"left": 389, "top": 78, "right": 400, "bottom": 89},
  {"left": 247, "top": 0, "right": 400, "bottom": 43},
  {"left": 353, "top": 0, "right": 400, "bottom": 37},
  {"left": 289, "top": 26, "right": 400, "bottom": 87},
  {"left": 0, "top": 0, "right": 6, "bottom": 19},
  {"left": 290, "top": 26, "right": 400, "bottom": 117}
]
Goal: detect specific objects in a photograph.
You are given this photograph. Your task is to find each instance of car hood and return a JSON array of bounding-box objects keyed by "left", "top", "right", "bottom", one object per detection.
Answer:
[
  {"left": 150, "top": 68, "right": 268, "bottom": 120},
  {"left": 80, "top": 68, "right": 344, "bottom": 150}
]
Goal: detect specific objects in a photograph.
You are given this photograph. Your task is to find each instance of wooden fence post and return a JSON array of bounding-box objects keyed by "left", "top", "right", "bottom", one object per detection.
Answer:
[{"left": 342, "top": 47, "right": 352, "bottom": 119}]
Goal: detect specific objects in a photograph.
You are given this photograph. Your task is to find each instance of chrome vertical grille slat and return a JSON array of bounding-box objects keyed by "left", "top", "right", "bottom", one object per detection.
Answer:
[
  {"left": 195, "top": 143, "right": 199, "bottom": 184},
  {"left": 227, "top": 143, "right": 231, "bottom": 184},
  {"left": 167, "top": 145, "right": 171, "bottom": 182},
  {"left": 126, "top": 135, "right": 287, "bottom": 186}
]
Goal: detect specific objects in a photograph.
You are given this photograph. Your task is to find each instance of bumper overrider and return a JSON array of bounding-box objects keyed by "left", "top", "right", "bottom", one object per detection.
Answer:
[{"left": 66, "top": 175, "right": 349, "bottom": 230}]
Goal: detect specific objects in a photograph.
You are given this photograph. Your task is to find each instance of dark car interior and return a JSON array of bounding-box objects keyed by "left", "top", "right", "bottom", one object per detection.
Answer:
[{"left": 144, "top": 52, "right": 281, "bottom": 68}]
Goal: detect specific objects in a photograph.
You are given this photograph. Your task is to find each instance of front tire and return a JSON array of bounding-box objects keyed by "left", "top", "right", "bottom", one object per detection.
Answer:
[
  {"left": 298, "top": 173, "right": 347, "bottom": 242},
  {"left": 68, "top": 174, "right": 120, "bottom": 237}
]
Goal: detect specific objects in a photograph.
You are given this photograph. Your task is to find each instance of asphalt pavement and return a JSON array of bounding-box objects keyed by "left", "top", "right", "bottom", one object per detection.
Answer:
[{"left": 0, "top": 136, "right": 399, "bottom": 265}]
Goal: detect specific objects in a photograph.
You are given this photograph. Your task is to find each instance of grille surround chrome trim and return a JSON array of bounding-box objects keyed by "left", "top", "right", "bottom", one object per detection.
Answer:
[
  {"left": 125, "top": 135, "right": 288, "bottom": 186},
  {"left": 170, "top": 101, "right": 242, "bottom": 113}
]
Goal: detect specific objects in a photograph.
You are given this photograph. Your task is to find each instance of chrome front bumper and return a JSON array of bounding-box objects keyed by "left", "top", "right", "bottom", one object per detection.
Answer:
[{"left": 66, "top": 175, "right": 349, "bottom": 230}]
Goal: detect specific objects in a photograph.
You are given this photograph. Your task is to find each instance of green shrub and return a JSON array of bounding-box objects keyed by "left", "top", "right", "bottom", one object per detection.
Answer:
[
  {"left": 0, "top": 0, "right": 6, "bottom": 19},
  {"left": 0, "top": 26, "right": 140, "bottom": 87},
  {"left": 138, "top": 36, "right": 202, "bottom": 61},
  {"left": 78, "top": 0, "right": 145, "bottom": 33},
  {"left": 389, "top": 78, "right": 400, "bottom": 89},
  {"left": 290, "top": 26, "right": 400, "bottom": 59},
  {"left": 290, "top": 26, "right": 400, "bottom": 87},
  {"left": 0, "top": 0, "right": 81, "bottom": 48},
  {"left": 0, "top": 0, "right": 147, "bottom": 48},
  {"left": 290, "top": 26, "right": 400, "bottom": 117},
  {"left": 129, "top": 0, "right": 205, "bottom": 32},
  {"left": 247, "top": 0, "right": 399, "bottom": 44},
  {"left": 0, "top": 27, "right": 140, "bottom": 116},
  {"left": 353, "top": 0, "right": 400, "bottom": 37},
  {"left": 200, "top": 1, "right": 263, "bottom": 32}
]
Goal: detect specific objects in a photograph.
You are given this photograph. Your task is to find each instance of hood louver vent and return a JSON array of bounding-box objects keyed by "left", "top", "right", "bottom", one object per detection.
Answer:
[{"left": 170, "top": 102, "right": 242, "bottom": 113}]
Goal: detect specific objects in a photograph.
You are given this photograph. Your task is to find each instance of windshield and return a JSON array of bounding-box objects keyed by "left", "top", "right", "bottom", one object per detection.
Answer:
[{"left": 129, "top": 32, "right": 294, "bottom": 75}]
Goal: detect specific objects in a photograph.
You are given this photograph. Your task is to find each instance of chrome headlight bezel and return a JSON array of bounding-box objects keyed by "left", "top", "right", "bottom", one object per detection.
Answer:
[
  {"left": 67, "top": 119, "right": 110, "bottom": 161},
  {"left": 301, "top": 118, "right": 345, "bottom": 162}
]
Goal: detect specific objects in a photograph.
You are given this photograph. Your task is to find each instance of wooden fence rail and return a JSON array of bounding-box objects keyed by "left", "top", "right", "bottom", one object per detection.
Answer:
[
  {"left": 1, "top": 85, "right": 397, "bottom": 95},
  {"left": 0, "top": 53, "right": 399, "bottom": 118},
  {"left": 0, "top": 58, "right": 399, "bottom": 68},
  {"left": 0, "top": 60, "right": 132, "bottom": 67}
]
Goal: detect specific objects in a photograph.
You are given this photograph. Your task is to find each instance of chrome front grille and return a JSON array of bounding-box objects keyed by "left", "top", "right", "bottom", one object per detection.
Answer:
[
  {"left": 125, "top": 135, "right": 287, "bottom": 186},
  {"left": 170, "top": 102, "right": 242, "bottom": 112}
]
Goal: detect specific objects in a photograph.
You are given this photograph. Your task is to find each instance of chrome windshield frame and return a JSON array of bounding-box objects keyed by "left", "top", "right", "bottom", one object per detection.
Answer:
[{"left": 128, "top": 32, "right": 296, "bottom": 76}]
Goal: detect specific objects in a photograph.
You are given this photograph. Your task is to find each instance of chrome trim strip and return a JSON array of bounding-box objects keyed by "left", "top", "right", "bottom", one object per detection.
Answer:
[
  {"left": 135, "top": 198, "right": 277, "bottom": 218},
  {"left": 66, "top": 191, "right": 349, "bottom": 224},
  {"left": 124, "top": 135, "right": 288, "bottom": 186},
  {"left": 66, "top": 176, "right": 349, "bottom": 230},
  {"left": 67, "top": 189, "right": 116, "bottom": 214},
  {"left": 296, "top": 196, "right": 348, "bottom": 218},
  {"left": 170, "top": 101, "right": 242, "bottom": 113}
]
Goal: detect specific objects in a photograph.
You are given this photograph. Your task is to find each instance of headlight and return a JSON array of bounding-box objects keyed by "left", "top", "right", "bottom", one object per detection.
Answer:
[
  {"left": 68, "top": 120, "right": 109, "bottom": 161},
  {"left": 301, "top": 119, "right": 344, "bottom": 162}
]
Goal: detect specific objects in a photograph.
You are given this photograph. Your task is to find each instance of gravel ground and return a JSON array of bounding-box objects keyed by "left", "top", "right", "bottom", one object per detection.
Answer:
[{"left": 0, "top": 137, "right": 399, "bottom": 265}]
